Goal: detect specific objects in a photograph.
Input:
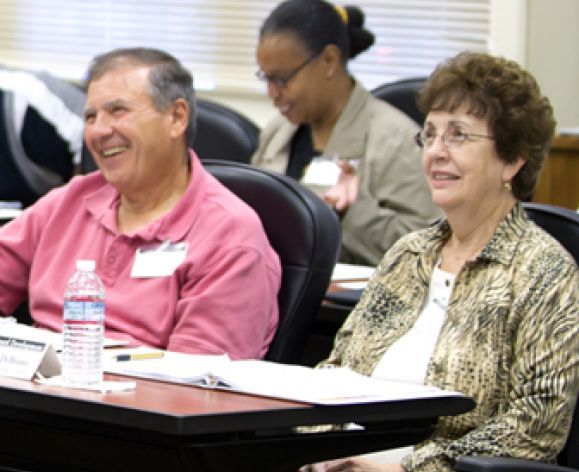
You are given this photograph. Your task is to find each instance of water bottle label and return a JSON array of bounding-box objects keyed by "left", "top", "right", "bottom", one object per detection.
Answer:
[{"left": 63, "top": 300, "right": 105, "bottom": 321}]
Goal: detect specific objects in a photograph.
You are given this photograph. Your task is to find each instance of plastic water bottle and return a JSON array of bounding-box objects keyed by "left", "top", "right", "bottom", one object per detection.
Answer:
[{"left": 61, "top": 259, "right": 105, "bottom": 387}]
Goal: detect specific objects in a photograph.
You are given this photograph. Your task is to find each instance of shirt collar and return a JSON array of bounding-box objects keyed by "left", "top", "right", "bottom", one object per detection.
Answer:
[
  {"left": 478, "top": 202, "right": 527, "bottom": 265},
  {"left": 83, "top": 150, "right": 207, "bottom": 243},
  {"left": 406, "top": 202, "right": 527, "bottom": 267}
]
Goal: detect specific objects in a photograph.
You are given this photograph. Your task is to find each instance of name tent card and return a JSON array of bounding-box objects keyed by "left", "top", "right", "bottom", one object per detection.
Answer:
[{"left": 0, "top": 324, "right": 61, "bottom": 380}]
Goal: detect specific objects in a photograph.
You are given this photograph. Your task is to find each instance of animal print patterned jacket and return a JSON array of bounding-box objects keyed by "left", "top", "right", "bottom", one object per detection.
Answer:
[{"left": 321, "top": 203, "right": 579, "bottom": 471}]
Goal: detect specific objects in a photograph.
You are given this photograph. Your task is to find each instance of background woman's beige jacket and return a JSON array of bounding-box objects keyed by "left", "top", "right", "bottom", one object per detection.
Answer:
[{"left": 251, "top": 81, "right": 440, "bottom": 266}]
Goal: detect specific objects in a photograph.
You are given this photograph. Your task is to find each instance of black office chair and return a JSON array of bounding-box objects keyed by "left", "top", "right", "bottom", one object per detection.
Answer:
[
  {"left": 456, "top": 202, "right": 579, "bottom": 472},
  {"left": 79, "top": 98, "right": 260, "bottom": 173},
  {"left": 523, "top": 202, "right": 579, "bottom": 264},
  {"left": 202, "top": 160, "right": 341, "bottom": 364},
  {"left": 193, "top": 98, "right": 260, "bottom": 164},
  {"left": 371, "top": 77, "right": 427, "bottom": 126}
]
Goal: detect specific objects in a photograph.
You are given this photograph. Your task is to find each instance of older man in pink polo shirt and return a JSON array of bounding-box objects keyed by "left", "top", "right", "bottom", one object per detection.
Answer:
[{"left": 0, "top": 48, "right": 281, "bottom": 359}]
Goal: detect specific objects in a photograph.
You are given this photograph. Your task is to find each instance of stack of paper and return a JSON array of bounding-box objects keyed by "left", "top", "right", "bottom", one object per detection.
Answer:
[
  {"left": 331, "top": 263, "right": 376, "bottom": 290},
  {"left": 105, "top": 349, "right": 459, "bottom": 405}
]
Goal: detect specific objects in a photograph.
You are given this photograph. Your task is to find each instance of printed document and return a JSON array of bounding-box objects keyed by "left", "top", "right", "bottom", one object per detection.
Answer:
[{"left": 104, "top": 349, "right": 460, "bottom": 405}]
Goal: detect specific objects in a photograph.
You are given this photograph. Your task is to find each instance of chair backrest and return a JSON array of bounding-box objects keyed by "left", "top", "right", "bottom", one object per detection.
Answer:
[
  {"left": 79, "top": 98, "right": 261, "bottom": 173},
  {"left": 202, "top": 160, "right": 341, "bottom": 364},
  {"left": 79, "top": 143, "right": 98, "bottom": 174},
  {"left": 522, "top": 202, "right": 579, "bottom": 265},
  {"left": 371, "top": 77, "right": 427, "bottom": 126},
  {"left": 0, "top": 72, "right": 86, "bottom": 206},
  {"left": 193, "top": 98, "right": 260, "bottom": 164}
]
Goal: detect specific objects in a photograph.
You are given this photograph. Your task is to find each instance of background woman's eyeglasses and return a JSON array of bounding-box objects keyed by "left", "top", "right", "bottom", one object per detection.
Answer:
[{"left": 256, "top": 54, "right": 319, "bottom": 89}]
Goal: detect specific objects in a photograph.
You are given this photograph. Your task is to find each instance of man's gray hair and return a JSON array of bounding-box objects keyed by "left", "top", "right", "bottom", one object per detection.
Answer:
[{"left": 85, "top": 47, "right": 197, "bottom": 147}]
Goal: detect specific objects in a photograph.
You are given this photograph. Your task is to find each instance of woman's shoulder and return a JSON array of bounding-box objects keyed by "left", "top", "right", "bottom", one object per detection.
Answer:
[
  {"left": 517, "top": 218, "right": 577, "bottom": 270},
  {"left": 366, "top": 93, "right": 420, "bottom": 133},
  {"left": 360, "top": 96, "right": 421, "bottom": 157},
  {"left": 252, "top": 115, "right": 298, "bottom": 169},
  {"left": 347, "top": 81, "right": 418, "bottom": 132},
  {"left": 252, "top": 114, "right": 297, "bottom": 164},
  {"left": 259, "top": 114, "right": 296, "bottom": 140},
  {"left": 498, "top": 214, "right": 578, "bottom": 307}
]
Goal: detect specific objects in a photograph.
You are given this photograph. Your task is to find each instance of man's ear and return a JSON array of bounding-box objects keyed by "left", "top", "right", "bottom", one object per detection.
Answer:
[{"left": 170, "top": 98, "right": 189, "bottom": 139}]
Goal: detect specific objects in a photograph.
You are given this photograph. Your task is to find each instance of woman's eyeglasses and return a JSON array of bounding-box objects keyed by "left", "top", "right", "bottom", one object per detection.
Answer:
[
  {"left": 256, "top": 54, "right": 319, "bottom": 89},
  {"left": 415, "top": 125, "right": 494, "bottom": 148}
]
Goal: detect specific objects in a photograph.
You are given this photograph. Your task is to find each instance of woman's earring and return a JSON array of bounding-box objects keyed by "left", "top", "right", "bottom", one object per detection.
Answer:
[{"left": 504, "top": 181, "right": 512, "bottom": 192}]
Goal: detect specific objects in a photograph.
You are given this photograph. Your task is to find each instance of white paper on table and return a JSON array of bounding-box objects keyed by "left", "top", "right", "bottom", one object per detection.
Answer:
[
  {"left": 105, "top": 349, "right": 231, "bottom": 385},
  {"left": 104, "top": 349, "right": 462, "bottom": 405},
  {"left": 334, "top": 281, "right": 369, "bottom": 290},
  {"left": 331, "top": 263, "right": 375, "bottom": 282}
]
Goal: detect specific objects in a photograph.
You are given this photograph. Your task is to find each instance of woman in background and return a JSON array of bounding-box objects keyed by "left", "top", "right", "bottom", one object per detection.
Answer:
[
  {"left": 252, "top": 0, "right": 440, "bottom": 266},
  {"left": 302, "top": 51, "right": 578, "bottom": 471}
]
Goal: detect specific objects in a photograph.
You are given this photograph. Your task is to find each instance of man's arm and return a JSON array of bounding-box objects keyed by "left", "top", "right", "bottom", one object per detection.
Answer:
[{"left": 168, "top": 246, "right": 280, "bottom": 359}]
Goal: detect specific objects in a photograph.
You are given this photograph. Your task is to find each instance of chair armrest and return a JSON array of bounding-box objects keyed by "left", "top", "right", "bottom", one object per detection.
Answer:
[{"left": 455, "top": 456, "right": 577, "bottom": 472}]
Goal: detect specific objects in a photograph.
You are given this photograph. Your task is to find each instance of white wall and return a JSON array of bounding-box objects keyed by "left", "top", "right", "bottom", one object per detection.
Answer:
[
  {"left": 526, "top": 0, "right": 579, "bottom": 129},
  {"left": 205, "top": 0, "right": 579, "bottom": 130},
  {"left": 489, "top": 0, "right": 528, "bottom": 63}
]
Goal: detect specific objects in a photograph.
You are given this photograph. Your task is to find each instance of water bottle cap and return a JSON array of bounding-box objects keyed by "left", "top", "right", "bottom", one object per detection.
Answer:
[{"left": 76, "top": 259, "right": 96, "bottom": 271}]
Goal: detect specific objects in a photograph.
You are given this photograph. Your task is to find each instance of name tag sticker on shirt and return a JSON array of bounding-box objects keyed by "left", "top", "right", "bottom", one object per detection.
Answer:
[
  {"left": 131, "top": 241, "right": 188, "bottom": 278},
  {"left": 301, "top": 157, "right": 341, "bottom": 187}
]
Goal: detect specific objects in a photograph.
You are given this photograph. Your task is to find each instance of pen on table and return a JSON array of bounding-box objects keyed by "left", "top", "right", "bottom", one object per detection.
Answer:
[{"left": 115, "top": 352, "right": 165, "bottom": 362}]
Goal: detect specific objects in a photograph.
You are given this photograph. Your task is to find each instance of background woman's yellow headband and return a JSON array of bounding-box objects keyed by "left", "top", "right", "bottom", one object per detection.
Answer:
[{"left": 334, "top": 5, "right": 348, "bottom": 24}]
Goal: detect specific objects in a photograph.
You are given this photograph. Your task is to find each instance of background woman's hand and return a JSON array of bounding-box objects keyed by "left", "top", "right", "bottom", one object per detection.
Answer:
[{"left": 322, "top": 160, "right": 360, "bottom": 212}]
